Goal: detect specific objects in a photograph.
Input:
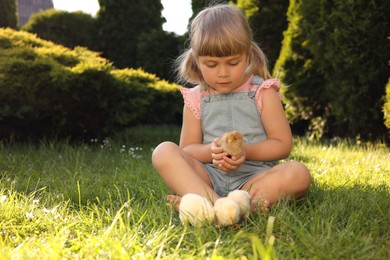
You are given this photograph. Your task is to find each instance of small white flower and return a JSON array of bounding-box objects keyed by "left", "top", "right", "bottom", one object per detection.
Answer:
[
  {"left": 0, "top": 195, "right": 7, "bottom": 203},
  {"left": 26, "top": 212, "right": 34, "bottom": 220},
  {"left": 43, "top": 205, "right": 58, "bottom": 214}
]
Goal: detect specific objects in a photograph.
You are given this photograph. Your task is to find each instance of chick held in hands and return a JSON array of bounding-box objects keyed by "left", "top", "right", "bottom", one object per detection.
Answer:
[{"left": 219, "top": 131, "right": 244, "bottom": 158}]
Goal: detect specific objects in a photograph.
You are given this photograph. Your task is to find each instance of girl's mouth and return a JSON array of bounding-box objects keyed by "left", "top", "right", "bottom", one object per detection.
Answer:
[{"left": 217, "top": 82, "right": 231, "bottom": 86}]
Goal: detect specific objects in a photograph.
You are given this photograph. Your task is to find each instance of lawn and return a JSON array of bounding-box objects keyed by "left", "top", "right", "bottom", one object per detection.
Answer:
[{"left": 0, "top": 125, "right": 389, "bottom": 259}]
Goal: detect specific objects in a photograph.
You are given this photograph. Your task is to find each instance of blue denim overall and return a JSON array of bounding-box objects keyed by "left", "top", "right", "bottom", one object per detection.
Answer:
[{"left": 201, "top": 76, "right": 277, "bottom": 196}]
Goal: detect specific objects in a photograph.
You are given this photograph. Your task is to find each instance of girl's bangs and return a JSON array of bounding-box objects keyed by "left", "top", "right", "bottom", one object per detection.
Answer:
[{"left": 193, "top": 29, "right": 248, "bottom": 57}]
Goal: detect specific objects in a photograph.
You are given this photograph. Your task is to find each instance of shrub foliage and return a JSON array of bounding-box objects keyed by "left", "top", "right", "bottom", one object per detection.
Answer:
[
  {"left": 384, "top": 77, "right": 390, "bottom": 134},
  {"left": 96, "top": 0, "right": 165, "bottom": 69},
  {"left": 0, "top": 0, "right": 17, "bottom": 29},
  {"left": 233, "top": 0, "right": 289, "bottom": 70},
  {"left": 0, "top": 28, "right": 182, "bottom": 141},
  {"left": 274, "top": 0, "right": 390, "bottom": 141},
  {"left": 22, "top": 9, "right": 98, "bottom": 51},
  {"left": 21, "top": 4, "right": 182, "bottom": 82}
]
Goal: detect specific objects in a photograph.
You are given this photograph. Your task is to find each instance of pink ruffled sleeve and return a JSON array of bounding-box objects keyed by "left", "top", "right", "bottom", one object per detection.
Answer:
[
  {"left": 255, "top": 78, "right": 282, "bottom": 113},
  {"left": 180, "top": 86, "right": 203, "bottom": 119}
]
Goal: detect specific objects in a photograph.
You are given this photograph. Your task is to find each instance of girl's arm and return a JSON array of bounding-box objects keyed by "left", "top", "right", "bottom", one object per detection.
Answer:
[
  {"left": 179, "top": 105, "right": 213, "bottom": 163},
  {"left": 245, "top": 88, "right": 293, "bottom": 161}
]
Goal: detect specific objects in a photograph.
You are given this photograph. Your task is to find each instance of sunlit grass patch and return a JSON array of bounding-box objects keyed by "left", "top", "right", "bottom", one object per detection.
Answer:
[{"left": 0, "top": 126, "right": 389, "bottom": 258}]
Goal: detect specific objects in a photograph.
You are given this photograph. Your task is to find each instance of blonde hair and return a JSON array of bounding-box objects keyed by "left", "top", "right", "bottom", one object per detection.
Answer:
[{"left": 175, "top": 4, "right": 271, "bottom": 88}]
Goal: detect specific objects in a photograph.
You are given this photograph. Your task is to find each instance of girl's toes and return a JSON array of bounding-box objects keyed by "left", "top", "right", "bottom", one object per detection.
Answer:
[{"left": 166, "top": 195, "right": 181, "bottom": 211}]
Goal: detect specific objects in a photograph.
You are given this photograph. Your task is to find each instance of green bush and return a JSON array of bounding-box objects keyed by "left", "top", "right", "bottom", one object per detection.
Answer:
[
  {"left": 0, "top": 0, "right": 17, "bottom": 29},
  {"left": 384, "top": 78, "right": 390, "bottom": 133},
  {"left": 237, "top": 0, "right": 289, "bottom": 70},
  {"left": 274, "top": 0, "right": 327, "bottom": 137},
  {"left": 22, "top": 9, "right": 98, "bottom": 51},
  {"left": 111, "top": 68, "right": 183, "bottom": 125},
  {"left": 0, "top": 28, "right": 182, "bottom": 141},
  {"left": 96, "top": 0, "right": 164, "bottom": 69},
  {"left": 136, "top": 29, "right": 182, "bottom": 81},
  {"left": 274, "top": 0, "right": 389, "bottom": 141}
]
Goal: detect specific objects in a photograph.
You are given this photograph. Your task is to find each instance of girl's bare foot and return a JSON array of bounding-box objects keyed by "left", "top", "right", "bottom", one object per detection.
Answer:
[
  {"left": 166, "top": 195, "right": 182, "bottom": 211},
  {"left": 251, "top": 198, "right": 270, "bottom": 213}
]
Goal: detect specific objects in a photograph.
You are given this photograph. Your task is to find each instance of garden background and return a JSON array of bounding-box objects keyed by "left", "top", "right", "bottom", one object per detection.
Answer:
[{"left": 0, "top": 0, "right": 389, "bottom": 259}]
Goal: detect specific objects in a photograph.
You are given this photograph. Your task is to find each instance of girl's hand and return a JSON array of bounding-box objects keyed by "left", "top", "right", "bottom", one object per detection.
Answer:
[
  {"left": 211, "top": 137, "right": 228, "bottom": 167},
  {"left": 219, "top": 150, "right": 246, "bottom": 172},
  {"left": 211, "top": 137, "right": 246, "bottom": 172}
]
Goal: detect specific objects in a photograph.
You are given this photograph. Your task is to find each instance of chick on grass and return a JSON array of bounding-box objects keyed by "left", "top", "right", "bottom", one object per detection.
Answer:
[
  {"left": 214, "top": 190, "right": 251, "bottom": 226},
  {"left": 214, "top": 197, "right": 241, "bottom": 226},
  {"left": 179, "top": 193, "right": 215, "bottom": 226},
  {"left": 179, "top": 191, "right": 251, "bottom": 227},
  {"left": 227, "top": 190, "right": 251, "bottom": 218}
]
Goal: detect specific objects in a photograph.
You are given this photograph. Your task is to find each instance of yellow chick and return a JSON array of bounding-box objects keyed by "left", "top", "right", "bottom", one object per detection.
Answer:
[
  {"left": 227, "top": 190, "right": 251, "bottom": 219},
  {"left": 219, "top": 131, "right": 244, "bottom": 157},
  {"left": 214, "top": 197, "right": 241, "bottom": 226},
  {"left": 179, "top": 193, "right": 215, "bottom": 226}
]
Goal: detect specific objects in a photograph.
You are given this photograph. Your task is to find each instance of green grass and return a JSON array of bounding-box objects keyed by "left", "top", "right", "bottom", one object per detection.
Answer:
[{"left": 0, "top": 125, "right": 389, "bottom": 259}]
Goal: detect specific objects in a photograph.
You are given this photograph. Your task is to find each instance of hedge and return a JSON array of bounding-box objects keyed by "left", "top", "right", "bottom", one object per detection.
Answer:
[{"left": 0, "top": 28, "right": 182, "bottom": 141}]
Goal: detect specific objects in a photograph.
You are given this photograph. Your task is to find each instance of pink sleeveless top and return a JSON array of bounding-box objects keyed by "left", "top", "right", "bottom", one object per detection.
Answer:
[{"left": 180, "top": 75, "right": 281, "bottom": 119}]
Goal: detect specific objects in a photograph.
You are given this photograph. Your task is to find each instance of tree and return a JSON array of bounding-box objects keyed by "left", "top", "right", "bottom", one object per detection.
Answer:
[
  {"left": 244, "top": 0, "right": 289, "bottom": 70},
  {"left": 274, "top": 0, "right": 329, "bottom": 137},
  {"left": 22, "top": 9, "right": 98, "bottom": 50},
  {"left": 97, "top": 0, "right": 165, "bottom": 69},
  {"left": 275, "top": 0, "right": 390, "bottom": 141},
  {"left": 0, "top": 0, "right": 17, "bottom": 28},
  {"left": 137, "top": 29, "right": 183, "bottom": 81},
  {"left": 384, "top": 77, "right": 390, "bottom": 144}
]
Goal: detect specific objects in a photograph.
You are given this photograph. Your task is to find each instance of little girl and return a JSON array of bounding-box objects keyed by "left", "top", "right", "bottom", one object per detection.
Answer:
[{"left": 152, "top": 4, "right": 310, "bottom": 211}]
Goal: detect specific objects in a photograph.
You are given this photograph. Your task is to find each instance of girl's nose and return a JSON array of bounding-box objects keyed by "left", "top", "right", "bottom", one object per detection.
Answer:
[{"left": 217, "top": 65, "right": 229, "bottom": 77}]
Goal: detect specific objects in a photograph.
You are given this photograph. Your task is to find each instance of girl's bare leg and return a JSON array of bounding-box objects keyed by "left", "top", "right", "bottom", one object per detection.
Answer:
[
  {"left": 152, "top": 141, "right": 220, "bottom": 208},
  {"left": 241, "top": 161, "right": 311, "bottom": 211}
]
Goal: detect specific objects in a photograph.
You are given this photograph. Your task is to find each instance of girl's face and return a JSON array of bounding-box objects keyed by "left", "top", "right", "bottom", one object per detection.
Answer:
[{"left": 198, "top": 53, "right": 249, "bottom": 93}]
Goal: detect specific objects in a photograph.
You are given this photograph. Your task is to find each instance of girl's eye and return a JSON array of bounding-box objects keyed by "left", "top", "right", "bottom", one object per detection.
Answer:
[
  {"left": 206, "top": 63, "right": 217, "bottom": 68},
  {"left": 228, "top": 59, "right": 242, "bottom": 66}
]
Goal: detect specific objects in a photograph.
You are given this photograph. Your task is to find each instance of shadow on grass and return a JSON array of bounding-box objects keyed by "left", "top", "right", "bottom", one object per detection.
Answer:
[{"left": 250, "top": 180, "right": 390, "bottom": 258}]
